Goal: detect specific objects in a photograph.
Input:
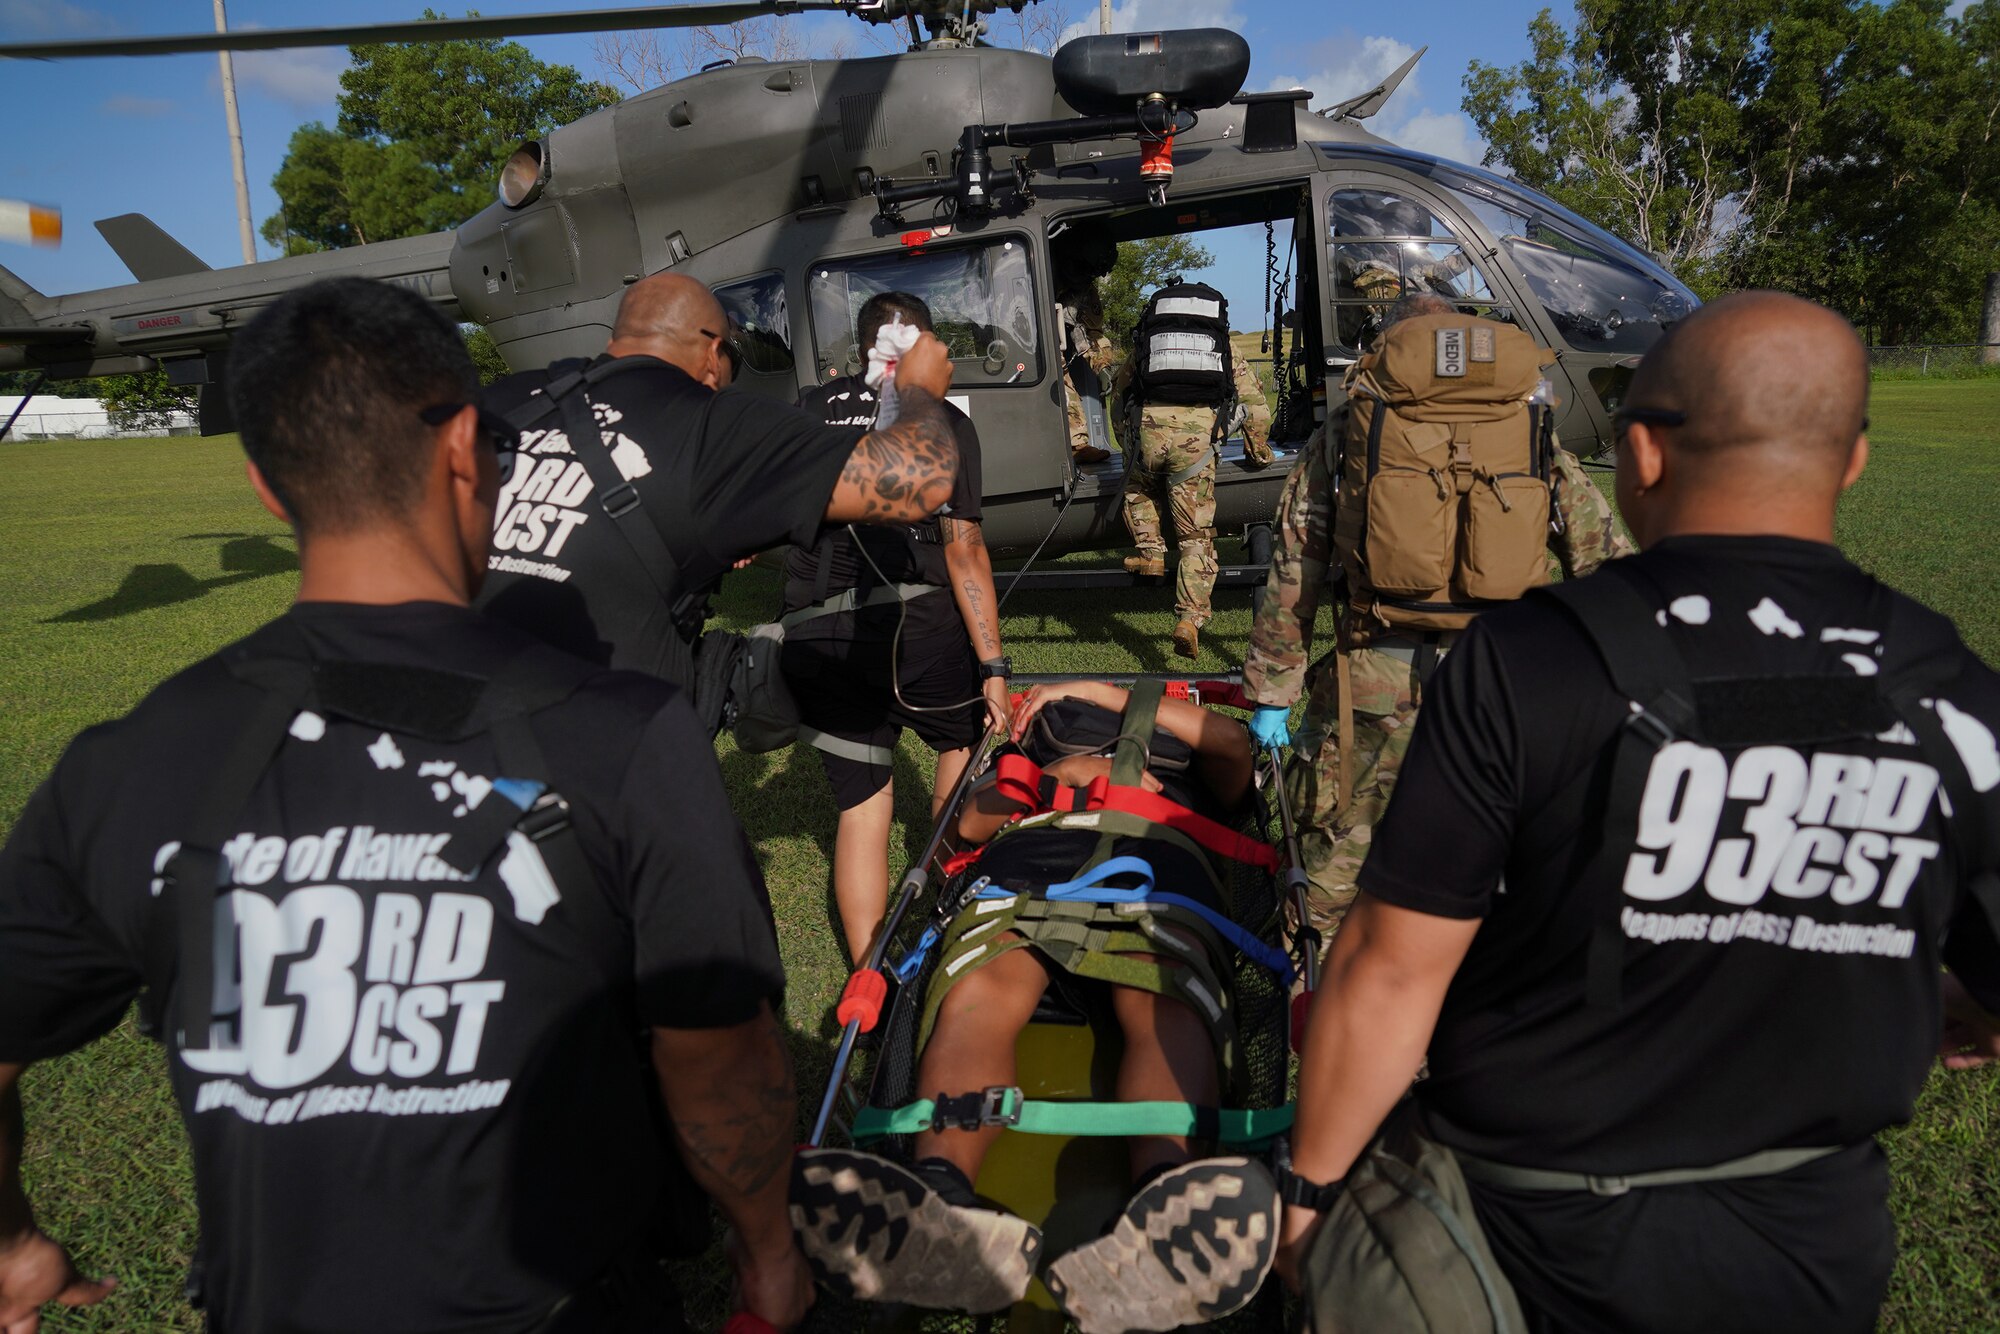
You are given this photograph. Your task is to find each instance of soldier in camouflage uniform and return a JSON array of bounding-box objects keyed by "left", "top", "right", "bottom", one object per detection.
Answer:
[
  {"left": 1243, "top": 302, "right": 1632, "bottom": 934},
  {"left": 1058, "top": 277, "right": 1118, "bottom": 466},
  {"left": 1113, "top": 350, "right": 1273, "bottom": 660}
]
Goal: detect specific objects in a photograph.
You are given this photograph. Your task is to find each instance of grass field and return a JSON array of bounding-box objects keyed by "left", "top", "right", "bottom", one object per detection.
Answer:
[{"left": 2, "top": 377, "right": 1997, "bottom": 1331}]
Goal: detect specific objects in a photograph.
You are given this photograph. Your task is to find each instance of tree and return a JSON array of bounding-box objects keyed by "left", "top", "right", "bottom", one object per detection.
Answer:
[
  {"left": 265, "top": 11, "right": 619, "bottom": 252},
  {"left": 1464, "top": 0, "right": 2000, "bottom": 342},
  {"left": 464, "top": 327, "right": 512, "bottom": 384},
  {"left": 1462, "top": 4, "right": 1760, "bottom": 288},
  {"left": 99, "top": 372, "right": 198, "bottom": 433},
  {"left": 1099, "top": 235, "right": 1218, "bottom": 354}
]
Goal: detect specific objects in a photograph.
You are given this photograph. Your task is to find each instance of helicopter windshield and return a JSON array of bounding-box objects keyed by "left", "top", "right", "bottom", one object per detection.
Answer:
[
  {"left": 809, "top": 237, "right": 1041, "bottom": 386},
  {"left": 1327, "top": 188, "right": 1514, "bottom": 355},
  {"left": 1321, "top": 146, "right": 1699, "bottom": 359}
]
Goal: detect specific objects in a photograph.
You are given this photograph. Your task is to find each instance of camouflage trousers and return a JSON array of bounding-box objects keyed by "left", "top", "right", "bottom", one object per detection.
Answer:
[
  {"left": 1282, "top": 638, "right": 1451, "bottom": 935},
  {"left": 1123, "top": 415, "right": 1219, "bottom": 625},
  {"left": 1063, "top": 371, "right": 1103, "bottom": 456}
]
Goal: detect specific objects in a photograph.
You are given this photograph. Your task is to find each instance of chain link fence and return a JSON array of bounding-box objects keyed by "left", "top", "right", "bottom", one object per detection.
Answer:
[{"left": 1867, "top": 344, "right": 2000, "bottom": 379}]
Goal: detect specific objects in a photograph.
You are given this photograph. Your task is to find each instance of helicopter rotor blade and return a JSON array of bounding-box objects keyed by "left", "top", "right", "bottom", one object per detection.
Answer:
[{"left": 0, "top": 1, "right": 863, "bottom": 60}]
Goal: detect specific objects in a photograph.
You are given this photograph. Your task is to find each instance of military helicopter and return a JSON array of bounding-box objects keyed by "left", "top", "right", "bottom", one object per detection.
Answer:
[{"left": 0, "top": 0, "right": 1697, "bottom": 568}]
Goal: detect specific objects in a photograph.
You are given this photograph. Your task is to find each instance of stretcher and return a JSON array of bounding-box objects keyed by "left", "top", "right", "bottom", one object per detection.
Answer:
[{"left": 807, "top": 675, "right": 1321, "bottom": 1332}]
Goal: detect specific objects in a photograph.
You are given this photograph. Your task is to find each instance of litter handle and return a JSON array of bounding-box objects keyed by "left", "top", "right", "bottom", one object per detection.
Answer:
[{"left": 836, "top": 969, "right": 889, "bottom": 1034}]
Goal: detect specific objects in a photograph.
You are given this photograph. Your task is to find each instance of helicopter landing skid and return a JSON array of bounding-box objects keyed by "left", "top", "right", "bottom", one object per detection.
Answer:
[{"left": 999, "top": 562, "right": 1268, "bottom": 593}]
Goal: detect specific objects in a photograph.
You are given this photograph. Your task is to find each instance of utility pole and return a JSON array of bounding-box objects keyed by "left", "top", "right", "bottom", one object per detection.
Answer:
[
  {"left": 1100, "top": 0, "right": 1113, "bottom": 35},
  {"left": 214, "top": 0, "right": 257, "bottom": 266}
]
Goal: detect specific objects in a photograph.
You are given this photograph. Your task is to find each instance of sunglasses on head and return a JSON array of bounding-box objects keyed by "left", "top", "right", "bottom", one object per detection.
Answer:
[
  {"left": 700, "top": 326, "right": 744, "bottom": 379},
  {"left": 419, "top": 402, "right": 521, "bottom": 484}
]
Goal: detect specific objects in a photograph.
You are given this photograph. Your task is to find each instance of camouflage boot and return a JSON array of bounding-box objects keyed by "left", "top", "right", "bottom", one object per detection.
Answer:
[{"left": 1172, "top": 618, "right": 1200, "bottom": 659}]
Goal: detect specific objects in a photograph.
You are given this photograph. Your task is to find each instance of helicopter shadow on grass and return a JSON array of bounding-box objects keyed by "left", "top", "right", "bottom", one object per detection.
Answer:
[{"left": 45, "top": 533, "right": 298, "bottom": 624}]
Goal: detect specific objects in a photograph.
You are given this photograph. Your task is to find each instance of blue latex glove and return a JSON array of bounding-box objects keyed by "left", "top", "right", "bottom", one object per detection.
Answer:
[{"left": 1249, "top": 705, "right": 1292, "bottom": 751}]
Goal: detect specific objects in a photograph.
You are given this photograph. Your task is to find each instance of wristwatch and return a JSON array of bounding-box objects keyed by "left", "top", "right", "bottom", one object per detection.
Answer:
[
  {"left": 1276, "top": 1162, "right": 1346, "bottom": 1212},
  {"left": 979, "top": 656, "right": 1013, "bottom": 680}
]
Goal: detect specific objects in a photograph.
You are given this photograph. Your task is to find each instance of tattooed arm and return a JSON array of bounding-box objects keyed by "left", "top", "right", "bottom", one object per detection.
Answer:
[
  {"left": 942, "top": 517, "right": 1011, "bottom": 730},
  {"left": 0, "top": 1064, "right": 116, "bottom": 1329},
  {"left": 652, "top": 1007, "right": 812, "bottom": 1330},
  {"left": 824, "top": 333, "right": 959, "bottom": 525}
]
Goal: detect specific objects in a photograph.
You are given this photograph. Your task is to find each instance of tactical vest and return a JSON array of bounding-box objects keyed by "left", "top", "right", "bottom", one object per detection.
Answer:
[
  {"left": 1330, "top": 313, "right": 1557, "bottom": 642},
  {"left": 1132, "top": 280, "right": 1234, "bottom": 407}
]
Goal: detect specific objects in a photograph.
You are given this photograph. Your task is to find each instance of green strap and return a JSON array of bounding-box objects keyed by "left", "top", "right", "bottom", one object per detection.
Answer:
[
  {"left": 851, "top": 1093, "right": 1294, "bottom": 1147},
  {"left": 1452, "top": 1144, "right": 1843, "bottom": 1197},
  {"left": 779, "top": 580, "right": 941, "bottom": 630},
  {"left": 1110, "top": 677, "right": 1166, "bottom": 787},
  {"left": 1164, "top": 444, "right": 1219, "bottom": 488}
]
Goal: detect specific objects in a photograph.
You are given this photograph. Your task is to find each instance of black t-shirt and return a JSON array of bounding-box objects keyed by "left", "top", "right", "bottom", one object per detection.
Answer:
[
  {"left": 780, "top": 375, "right": 983, "bottom": 645},
  {"left": 0, "top": 603, "right": 786, "bottom": 1334},
  {"left": 476, "top": 357, "right": 856, "bottom": 682},
  {"left": 976, "top": 700, "right": 1228, "bottom": 913},
  {"left": 1362, "top": 536, "right": 2000, "bottom": 1172}
]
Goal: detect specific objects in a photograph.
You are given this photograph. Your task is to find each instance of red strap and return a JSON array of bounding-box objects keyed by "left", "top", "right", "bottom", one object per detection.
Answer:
[
  {"left": 723, "top": 1315, "right": 779, "bottom": 1334},
  {"left": 986, "top": 753, "right": 1279, "bottom": 872},
  {"left": 1063, "top": 782, "right": 1282, "bottom": 872},
  {"left": 992, "top": 751, "right": 1046, "bottom": 810},
  {"left": 941, "top": 846, "right": 986, "bottom": 877},
  {"left": 1290, "top": 990, "right": 1315, "bottom": 1055},
  {"left": 836, "top": 970, "right": 888, "bottom": 1033}
]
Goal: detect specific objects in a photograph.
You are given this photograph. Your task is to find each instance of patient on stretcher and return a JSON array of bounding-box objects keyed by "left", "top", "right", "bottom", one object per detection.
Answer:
[{"left": 791, "top": 681, "right": 1281, "bottom": 1333}]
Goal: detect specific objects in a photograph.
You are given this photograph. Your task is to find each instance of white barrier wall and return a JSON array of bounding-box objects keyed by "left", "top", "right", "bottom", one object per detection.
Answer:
[{"left": 0, "top": 396, "right": 198, "bottom": 439}]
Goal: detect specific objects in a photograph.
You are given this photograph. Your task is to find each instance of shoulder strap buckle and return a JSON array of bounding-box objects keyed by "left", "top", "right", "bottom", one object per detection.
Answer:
[
  {"left": 516, "top": 790, "right": 573, "bottom": 843},
  {"left": 1625, "top": 703, "right": 1680, "bottom": 752},
  {"left": 600, "top": 481, "right": 641, "bottom": 518}
]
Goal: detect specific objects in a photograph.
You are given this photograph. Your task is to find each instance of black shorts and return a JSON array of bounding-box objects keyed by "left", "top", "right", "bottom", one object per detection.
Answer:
[{"left": 782, "top": 630, "right": 985, "bottom": 809}]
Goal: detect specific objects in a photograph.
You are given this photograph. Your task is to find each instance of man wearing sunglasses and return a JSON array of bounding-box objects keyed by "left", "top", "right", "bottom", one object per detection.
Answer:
[
  {"left": 0, "top": 279, "right": 812, "bottom": 1334},
  {"left": 1278, "top": 291, "right": 2000, "bottom": 1333},
  {"left": 474, "top": 272, "right": 961, "bottom": 697}
]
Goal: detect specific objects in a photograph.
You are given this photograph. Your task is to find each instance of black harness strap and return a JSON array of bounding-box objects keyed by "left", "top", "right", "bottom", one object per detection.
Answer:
[
  {"left": 153, "top": 662, "right": 314, "bottom": 1045},
  {"left": 1531, "top": 565, "right": 1696, "bottom": 1009},
  {"left": 1878, "top": 599, "right": 2000, "bottom": 938},
  {"left": 506, "top": 358, "right": 715, "bottom": 654}
]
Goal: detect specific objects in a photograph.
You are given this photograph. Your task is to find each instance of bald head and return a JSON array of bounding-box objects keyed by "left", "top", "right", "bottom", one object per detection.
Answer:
[
  {"left": 1617, "top": 291, "right": 1871, "bottom": 548},
  {"left": 608, "top": 273, "right": 733, "bottom": 385},
  {"left": 1628, "top": 290, "right": 1868, "bottom": 463}
]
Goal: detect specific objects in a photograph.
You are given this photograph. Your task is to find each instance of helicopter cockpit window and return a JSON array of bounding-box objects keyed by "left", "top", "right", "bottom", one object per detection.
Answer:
[
  {"left": 1443, "top": 183, "right": 1696, "bottom": 357},
  {"left": 1327, "top": 189, "right": 1510, "bottom": 356},
  {"left": 713, "top": 273, "right": 793, "bottom": 375},
  {"left": 808, "top": 238, "right": 1041, "bottom": 387}
]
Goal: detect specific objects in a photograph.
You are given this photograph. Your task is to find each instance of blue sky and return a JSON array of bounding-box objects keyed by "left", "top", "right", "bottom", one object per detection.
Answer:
[{"left": 0, "top": 0, "right": 1562, "bottom": 317}]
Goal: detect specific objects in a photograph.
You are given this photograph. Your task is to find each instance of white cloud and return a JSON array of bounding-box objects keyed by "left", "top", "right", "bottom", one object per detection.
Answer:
[
  {"left": 1266, "top": 34, "right": 1487, "bottom": 167},
  {"left": 228, "top": 48, "right": 348, "bottom": 112},
  {"left": 1061, "top": 0, "right": 1247, "bottom": 45}
]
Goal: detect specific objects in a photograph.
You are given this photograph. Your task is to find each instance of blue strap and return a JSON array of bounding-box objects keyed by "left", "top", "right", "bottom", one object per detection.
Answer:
[
  {"left": 977, "top": 856, "right": 1295, "bottom": 984},
  {"left": 892, "top": 924, "right": 942, "bottom": 985}
]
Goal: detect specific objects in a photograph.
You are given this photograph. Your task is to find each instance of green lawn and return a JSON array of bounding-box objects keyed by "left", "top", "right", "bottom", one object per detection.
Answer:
[{"left": 2, "top": 377, "right": 1997, "bottom": 1331}]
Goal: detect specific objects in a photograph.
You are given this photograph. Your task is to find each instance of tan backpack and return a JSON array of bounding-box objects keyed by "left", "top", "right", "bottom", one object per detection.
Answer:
[{"left": 1330, "top": 314, "right": 1558, "bottom": 642}]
